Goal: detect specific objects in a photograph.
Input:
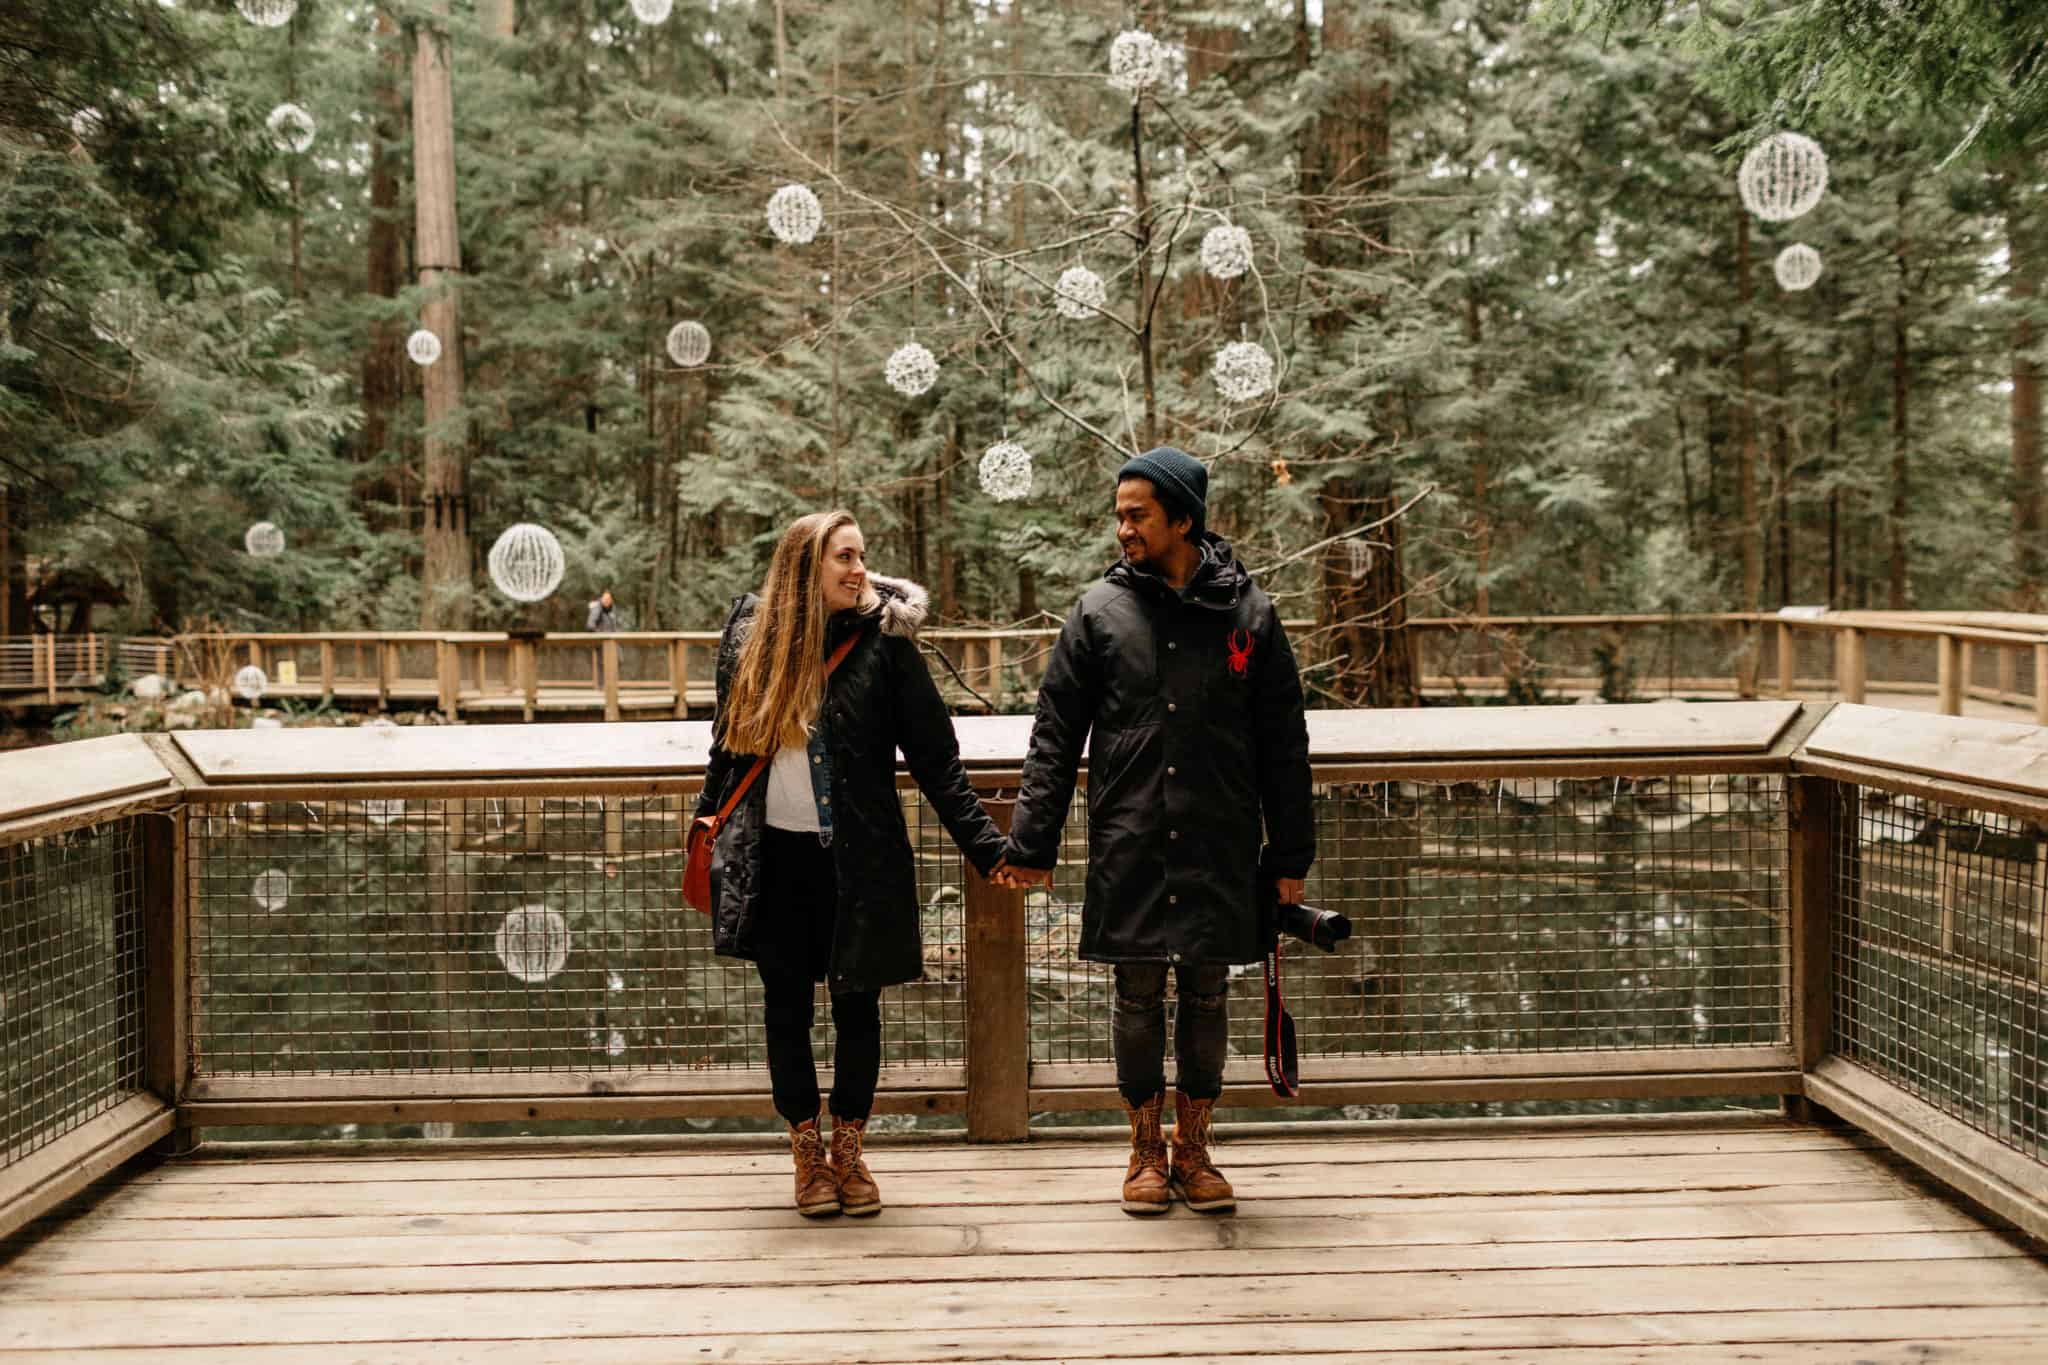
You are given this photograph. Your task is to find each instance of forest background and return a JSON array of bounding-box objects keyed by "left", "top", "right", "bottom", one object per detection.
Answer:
[{"left": 4, "top": 0, "right": 2045, "bottom": 710}]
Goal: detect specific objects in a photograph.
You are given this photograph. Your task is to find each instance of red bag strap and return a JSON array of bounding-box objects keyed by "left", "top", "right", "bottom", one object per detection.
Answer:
[{"left": 706, "top": 631, "right": 862, "bottom": 825}]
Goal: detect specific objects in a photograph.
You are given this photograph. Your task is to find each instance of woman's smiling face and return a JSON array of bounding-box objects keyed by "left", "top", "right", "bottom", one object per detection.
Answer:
[{"left": 821, "top": 523, "right": 868, "bottom": 613}]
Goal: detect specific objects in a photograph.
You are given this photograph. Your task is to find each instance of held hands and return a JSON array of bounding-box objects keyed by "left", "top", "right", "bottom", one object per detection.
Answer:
[
  {"left": 987, "top": 860, "right": 1052, "bottom": 890},
  {"left": 1273, "top": 876, "right": 1306, "bottom": 906}
]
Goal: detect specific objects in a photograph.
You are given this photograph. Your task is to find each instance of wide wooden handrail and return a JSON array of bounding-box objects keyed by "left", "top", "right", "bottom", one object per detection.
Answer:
[{"left": 2, "top": 700, "right": 2046, "bottom": 1247}]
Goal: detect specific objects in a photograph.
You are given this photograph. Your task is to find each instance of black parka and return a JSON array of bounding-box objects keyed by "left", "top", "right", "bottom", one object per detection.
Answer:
[
  {"left": 694, "top": 575, "right": 1006, "bottom": 993},
  {"left": 1005, "top": 535, "right": 1314, "bottom": 966}
]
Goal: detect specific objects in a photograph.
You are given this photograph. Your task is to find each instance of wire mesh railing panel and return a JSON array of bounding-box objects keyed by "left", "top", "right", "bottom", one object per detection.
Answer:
[
  {"left": 1417, "top": 623, "right": 1747, "bottom": 701},
  {"left": 0, "top": 820, "right": 147, "bottom": 1170},
  {"left": 1834, "top": 786, "right": 2047, "bottom": 1163},
  {"left": 189, "top": 790, "right": 967, "bottom": 1079},
  {"left": 1865, "top": 635, "right": 1938, "bottom": 689},
  {"left": 1025, "top": 775, "right": 1789, "bottom": 1068}
]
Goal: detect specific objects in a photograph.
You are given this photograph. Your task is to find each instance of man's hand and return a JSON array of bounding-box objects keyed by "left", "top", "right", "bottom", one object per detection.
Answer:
[
  {"left": 1274, "top": 876, "right": 1306, "bottom": 906},
  {"left": 989, "top": 863, "right": 1051, "bottom": 889}
]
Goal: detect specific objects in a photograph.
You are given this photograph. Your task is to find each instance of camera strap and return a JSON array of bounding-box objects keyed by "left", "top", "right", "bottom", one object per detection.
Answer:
[{"left": 1263, "top": 940, "right": 1299, "bottom": 1098}]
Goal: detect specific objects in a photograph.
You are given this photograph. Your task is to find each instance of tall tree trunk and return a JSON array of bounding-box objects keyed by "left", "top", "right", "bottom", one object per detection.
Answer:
[
  {"left": 359, "top": 6, "right": 406, "bottom": 526},
  {"left": 1303, "top": 2, "right": 1414, "bottom": 707},
  {"left": 414, "top": 1, "right": 471, "bottom": 627},
  {"left": 1773, "top": 345, "right": 1791, "bottom": 604},
  {"left": 1734, "top": 208, "right": 1760, "bottom": 693},
  {"left": 2009, "top": 165, "right": 2043, "bottom": 608},
  {"left": 1889, "top": 186, "right": 1911, "bottom": 609}
]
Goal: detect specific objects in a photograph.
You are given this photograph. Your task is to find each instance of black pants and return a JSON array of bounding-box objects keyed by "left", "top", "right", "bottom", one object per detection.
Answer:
[
  {"left": 1113, "top": 962, "right": 1231, "bottom": 1106},
  {"left": 755, "top": 826, "right": 882, "bottom": 1126}
]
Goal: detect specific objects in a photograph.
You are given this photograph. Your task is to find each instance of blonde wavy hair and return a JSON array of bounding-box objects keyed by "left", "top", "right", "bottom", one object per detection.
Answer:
[{"left": 721, "top": 510, "right": 879, "bottom": 755}]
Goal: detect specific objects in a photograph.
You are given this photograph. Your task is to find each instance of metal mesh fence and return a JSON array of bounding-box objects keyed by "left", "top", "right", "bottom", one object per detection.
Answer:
[
  {"left": 1028, "top": 774, "right": 1790, "bottom": 1067},
  {"left": 0, "top": 820, "right": 147, "bottom": 1169},
  {"left": 1416, "top": 622, "right": 1750, "bottom": 700},
  {"left": 1834, "top": 785, "right": 2047, "bottom": 1163},
  {"left": 189, "top": 790, "right": 966, "bottom": 1078}
]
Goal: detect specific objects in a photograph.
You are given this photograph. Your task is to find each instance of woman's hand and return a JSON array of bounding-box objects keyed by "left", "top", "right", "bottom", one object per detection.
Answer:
[{"left": 986, "top": 861, "right": 1051, "bottom": 890}]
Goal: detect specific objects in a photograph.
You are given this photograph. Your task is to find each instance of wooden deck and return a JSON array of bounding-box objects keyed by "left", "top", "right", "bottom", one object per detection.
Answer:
[{"left": 2, "top": 1114, "right": 2045, "bottom": 1362}]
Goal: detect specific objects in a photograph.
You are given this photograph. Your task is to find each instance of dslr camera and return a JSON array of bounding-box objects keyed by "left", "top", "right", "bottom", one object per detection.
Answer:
[{"left": 1261, "top": 881, "right": 1352, "bottom": 953}]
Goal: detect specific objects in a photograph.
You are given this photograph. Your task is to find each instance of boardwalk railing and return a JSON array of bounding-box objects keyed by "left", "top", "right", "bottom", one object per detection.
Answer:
[
  {"left": 10, "top": 612, "right": 2048, "bottom": 720},
  {"left": 2, "top": 702, "right": 2043, "bottom": 1244}
]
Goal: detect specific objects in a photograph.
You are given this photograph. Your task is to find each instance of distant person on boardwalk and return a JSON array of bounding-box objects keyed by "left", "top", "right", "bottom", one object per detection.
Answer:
[
  {"left": 586, "top": 588, "right": 621, "bottom": 632},
  {"left": 695, "top": 509, "right": 1016, "bottom": 1218},
  {"left": 1000, "top": 445, "right": 1315, "bottom": 1216}
]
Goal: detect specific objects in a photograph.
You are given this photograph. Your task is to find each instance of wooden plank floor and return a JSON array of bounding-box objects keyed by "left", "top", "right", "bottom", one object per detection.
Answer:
[{"left": 2, "top": 1114, "right": 2045, "bottom": 1362}]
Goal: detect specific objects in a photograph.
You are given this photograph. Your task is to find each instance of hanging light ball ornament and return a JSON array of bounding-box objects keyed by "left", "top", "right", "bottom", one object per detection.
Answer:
[
  {"left": 244, "top": 521, "right": 285, "bottom": 558},
  {"left": 765, "top": 183, "right": 823, "bottom": 245},
  {"left": 495, "top": 905, "right": 571, "bottom": 984},
  {"left": 1108, "top": 29, "right": 1167, "bottom": 96},
  {"left": 487, "top": 522, "right": 567, "bottom": 603},
  {"left": 232, "top": 665, "right": 269, "bottom": 702},
  {"left": 1054, "top": 266, "right": 1107, "bottom": 320},
  {"left": 629, "top": 0, "right": 674, "bottom": 23},
  {"left": 1773, "top": 243, "right": 1824, "bottom": 292},
  {"left": 1737, "top": 132, "right": 1830, "bottom": 223},
  {"left": 1200, "top": 224, "right": 1254, "bottom": 281},
  {"left": 1212, "top": 340, "right": 1276, "bottom": 402},
  {"left": 251, "top": 869, "right": 291, "bottom": 912},
  {"left": 265, "top": 102, "right": 316, "bottom": 154},
  {"left": 978, "top": 439, "right": 1034, "bottom": 502},
  {"left": 665, "top": 320, "right": 711, "bottom": 368},
  {"left": 884, "top": 341, "right": 939, "bottom": 397},
  {"left": 236, "top": 0, "right": 298, "bottom": 28},
  {"left": 406, "top": 328, "right": 443, "bottom": 367}
]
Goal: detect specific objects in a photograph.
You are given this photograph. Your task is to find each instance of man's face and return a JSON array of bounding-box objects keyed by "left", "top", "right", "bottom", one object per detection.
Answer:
[{"left": 1115, "top": 478, "right": 1189, "bottom": 569}]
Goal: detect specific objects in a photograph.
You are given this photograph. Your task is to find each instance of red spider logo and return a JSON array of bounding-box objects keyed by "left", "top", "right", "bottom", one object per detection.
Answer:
[{"left": 1226, "top": 629, "right": 1254, "bottom": 677}]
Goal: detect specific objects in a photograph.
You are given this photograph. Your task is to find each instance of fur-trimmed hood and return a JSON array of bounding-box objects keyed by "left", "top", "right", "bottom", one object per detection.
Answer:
[{"left": 865, "top": 573, "right": 930, "bottom": 638}]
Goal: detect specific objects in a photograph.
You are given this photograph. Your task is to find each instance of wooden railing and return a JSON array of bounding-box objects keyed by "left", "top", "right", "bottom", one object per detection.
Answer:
[
  {"left": 9, "top": 613, "right": 2048, "bottom": 721},
  {"left": 2, "top": 702, "right": 2044, "bottom": 1247}
]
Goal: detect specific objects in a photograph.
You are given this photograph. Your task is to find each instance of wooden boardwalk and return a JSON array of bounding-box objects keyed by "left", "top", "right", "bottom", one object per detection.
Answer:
[{"left": 2, "top": 1114, "right": 2046, "bottom": 1362}]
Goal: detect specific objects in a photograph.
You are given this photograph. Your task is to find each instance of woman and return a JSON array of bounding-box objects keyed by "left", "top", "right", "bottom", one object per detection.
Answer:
[{"left": 695, "top": 509, "right": 1010, "bottom": 1218}]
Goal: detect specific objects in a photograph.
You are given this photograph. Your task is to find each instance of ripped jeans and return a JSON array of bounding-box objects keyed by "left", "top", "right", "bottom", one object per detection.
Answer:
[{"left": 1112, "top": 962, "right": 1230, "bottom": 1106}]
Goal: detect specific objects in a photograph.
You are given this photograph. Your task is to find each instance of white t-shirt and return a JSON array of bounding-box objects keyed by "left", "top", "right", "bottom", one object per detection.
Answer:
[{"left": 765, "top": 743, "right": 822, "bottom": 832}]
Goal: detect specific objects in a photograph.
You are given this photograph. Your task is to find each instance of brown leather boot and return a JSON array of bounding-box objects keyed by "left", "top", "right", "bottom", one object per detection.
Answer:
[
  {"left": 1169, "top": 1091, "right": 1236, "bottom": 1213},
  {"left": 1120, "top": 1093, "right": 1171, "bottom": 1216},
  {"left": 829, "top": 1117, "right": 882, "bottom": 1217},
  {"left": 789, "top": 1118, "right": 840, "bottom": 1218}
]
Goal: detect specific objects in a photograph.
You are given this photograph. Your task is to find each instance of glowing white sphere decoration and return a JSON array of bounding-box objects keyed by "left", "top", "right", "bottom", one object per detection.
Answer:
[
  {"left": 884, "top": 341, "right": 939, "bottom": 397},
  {"left": 1108, "top": 29, "right": 1167, "bottom": 96},
  {"left": 978, "top": 440, "right": 1034, "bottom": 502},
  {"left": 630, "top": 0, "right": 674, "bottom": 23},
  {"left": 1738, "top": 132, "right": 1830, "bottom": 223},
  {"left": 1773, "top": 243, "right": 1823, "bottom": 292},
  {"left": 265, "top": 102, "right": 315, "bottom": 154},
  {"left": 1211, "top": 340, "right": 1276, "bottom": 402},
  {"left": 765, "top": 183, "right": 823, "bottom": 245},
  {"left": 665, "top": 320, "right": 710, "bottom": 368},
  {"left": 232, "top": 665, "right": 268, "bottom": 701},
  {"left": 487, "top": 522, "right": 567, "bottom": 603},
  {"left": 406, "top": 328, "right": 442, "bottom": 367},
  {"left": 251, "top": 869, "right": 291, "bottom": 912},
  {"left": 1200, "top": 224, "right": 1254, "bottom": 281},
  {"left": 244, "top": 521, "right": 285, "bottom": 558},
  {"left": 495, "top": 905, "right": 571, "bottom": 984},
  {"left": 236, "top": 0, "right": 297, "bottom": 27},
  {"left": 1054, "top": 266, "right": 1107, "bottom": 320}
]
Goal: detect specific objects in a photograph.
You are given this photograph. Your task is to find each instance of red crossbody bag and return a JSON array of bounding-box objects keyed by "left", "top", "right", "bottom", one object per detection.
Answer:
[{"left": 683, "top": 633, "right": 859, "bottom": 914}]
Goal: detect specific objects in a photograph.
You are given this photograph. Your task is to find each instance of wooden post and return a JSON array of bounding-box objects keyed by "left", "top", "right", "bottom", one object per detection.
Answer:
[
  {"left": 142, "top": 809, "right": 195, "bottom": 1152},
  {"left": 1958, "top": 641, "right": 1974, "bottom": 707},
  {"left": 964, "top": 795, "right": 1028, "bottom": 1141},
  {"left": 986, "top": 636, "right": 1004, "bottom": 705},
  {"left": 1937, "top": 634, "right": 1963, "bottom": 715},
  {"left": 320, "top": 641, "right": 335, "bottom": 703},
  {"left": 376, "top": 641, "right": 394, "bottom": 711},
  {"left": 602, "top": 639, "right": 621, "bottom": 722},
  {"left": 1836, "top": 628, "right": 1867, "bottom": 704},
  {"left": 42, "top": 633, "right": 55, "bottom": 703},
  {"left": 437, "top": 640, "right": 460, "bottom": 721},
  {"left": 2037, "top": 643, "right": 2048, "bottom": 727},
  {"left": 1777, "top": 622, "right": 1795, "bottom": 697},
  {"left": 518, "top": 639, "right": 538, "bottom": 722},
  {"left": 155, "top": 642, "right": 169, "bottom": 682},
  {"left": 671, "top": 639, "right": 690, "bottom": 718},
  {"left": 1786, "top": 777, "right": 1851, "bottom": 1126}
]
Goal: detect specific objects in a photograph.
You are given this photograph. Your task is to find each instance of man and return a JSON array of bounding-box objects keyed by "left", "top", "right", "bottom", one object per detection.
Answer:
[
  {"left": 587, "top": 588, "right": 621, "bottom": 632},
  {"left": 1003, "top": 445, "right": 1314, "bottom": 1216}
]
